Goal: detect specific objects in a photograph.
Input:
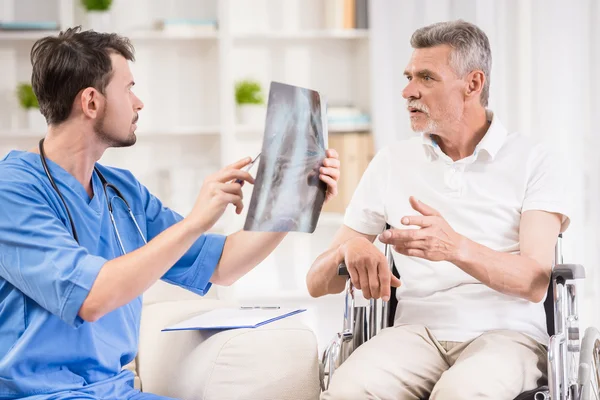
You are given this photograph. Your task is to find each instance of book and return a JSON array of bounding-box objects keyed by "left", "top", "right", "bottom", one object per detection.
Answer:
[
  {"left": 0, "top": 21, "right": 59, "bottom": 31},
  {"left": 328, "top": 105, "right": 371, "bottom": 132},
  {"left": 324, "top": 0, "right": 344, "bottom": 30},
  {"left": 243, "top": 81, "right": 328, "bottom": 233},
  {"left": 325, "top": 0, "right": 367, "bottom": 30},
  {"left": 355, "top": 0, "right": 369, "bottom": 30},
  {"left": 343, "top": 0, "right": 356, "bottom": 29},
  {"left": 153, "top": 18, "right": 218, "bottom": 35}
]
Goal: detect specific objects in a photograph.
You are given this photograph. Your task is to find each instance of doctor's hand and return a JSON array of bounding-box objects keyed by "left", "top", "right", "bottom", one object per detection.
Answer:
[
  {"left": 189, "top": 157, "right": 255, "bottom": 232},
  {"left": 340, "top": 236, "right": 401, "bottom": 301},
  {"left": 378, "top": 196, "right": 465, "bottom": 263},
  {"left": 320, "top": 149, "right": 340, "bottom": 202}
]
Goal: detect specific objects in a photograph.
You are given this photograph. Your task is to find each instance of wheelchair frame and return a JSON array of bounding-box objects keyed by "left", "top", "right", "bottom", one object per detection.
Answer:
[{"left": 320, "top": 235, "right": 600, "bottom": 400}]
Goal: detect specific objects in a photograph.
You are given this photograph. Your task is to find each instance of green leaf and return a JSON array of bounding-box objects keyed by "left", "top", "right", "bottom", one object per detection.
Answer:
[
  {"left": 16, "top": 83, "right": 39, "bottom": 110},
  {"left": 81, "top": 0, "right": 113, "bottom": 11},
  {"left": 235, "top": 80, "right": 265, "bottom": 105}
]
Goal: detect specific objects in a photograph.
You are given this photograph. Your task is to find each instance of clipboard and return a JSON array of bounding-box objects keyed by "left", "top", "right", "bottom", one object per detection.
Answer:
[{"left": 161, "top": 307, "right": 306, "bottom": 331}]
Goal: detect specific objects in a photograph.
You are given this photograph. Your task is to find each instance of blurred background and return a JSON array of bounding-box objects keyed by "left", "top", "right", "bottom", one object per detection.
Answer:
[{"left": 0, "top": 0, "right": 597, "bottom": 351}]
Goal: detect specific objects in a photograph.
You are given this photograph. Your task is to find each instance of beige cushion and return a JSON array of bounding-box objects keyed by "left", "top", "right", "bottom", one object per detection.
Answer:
[
  {"left": 138, "top": 300, "right": 320, "bottom": 400},
  {"left": 138, "top": 299, "right": 229, "bottom": 394},
  {"left": 173, "top": 319, "right": 321, "bottom": 400},
  {"left": 135, "top": 280, "right": 218, "bottom": 391}
]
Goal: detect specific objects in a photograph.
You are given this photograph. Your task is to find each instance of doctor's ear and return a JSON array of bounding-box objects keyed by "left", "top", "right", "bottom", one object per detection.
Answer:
[{"left": 80, "top": 87, "right": 105, "bottom": 119}]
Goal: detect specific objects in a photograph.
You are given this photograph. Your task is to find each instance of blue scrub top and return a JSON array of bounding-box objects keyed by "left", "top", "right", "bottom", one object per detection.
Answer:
[{"left": 0, "top": 150, "right": 226, "bottom": 400}]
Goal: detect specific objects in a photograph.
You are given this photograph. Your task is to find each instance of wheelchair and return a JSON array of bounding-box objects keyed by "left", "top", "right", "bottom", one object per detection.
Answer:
[{"left": 320, "top": 231, "right": 600, "bottom": 400}]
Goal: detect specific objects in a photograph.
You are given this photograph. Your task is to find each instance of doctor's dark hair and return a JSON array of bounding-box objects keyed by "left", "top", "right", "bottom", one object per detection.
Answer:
[
  {"left": 411, "top": 20, "right": 491, "bottom": 107},
  {"left": 30, "top": 26, "right": 135, "bottom": 125}
]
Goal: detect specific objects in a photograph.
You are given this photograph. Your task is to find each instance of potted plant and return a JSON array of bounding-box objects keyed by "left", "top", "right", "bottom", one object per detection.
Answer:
[
  {"left": 235, "top": 79, "right": 266, "bottom": 126},
  {"left": 81, "top": 0, "right": 113, "bottom": 32},
  {"left": 17, "top": 83, "right": 46, "bottom": 132}
]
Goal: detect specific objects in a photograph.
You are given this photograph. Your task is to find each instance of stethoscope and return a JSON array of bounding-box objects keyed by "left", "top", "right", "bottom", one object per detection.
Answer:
[{"left": 38, "top": 138, "right": 147, "bottom": 255}]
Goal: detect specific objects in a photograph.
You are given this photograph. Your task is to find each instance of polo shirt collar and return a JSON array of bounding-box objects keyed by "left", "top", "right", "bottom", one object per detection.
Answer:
[{"left": 421, "top": 110, "right": 508, "bottom": 162}]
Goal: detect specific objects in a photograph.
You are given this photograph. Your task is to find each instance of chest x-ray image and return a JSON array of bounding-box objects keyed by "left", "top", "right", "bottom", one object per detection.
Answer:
[{"left": 244, "top": 81, "right": 328, "bottom": 233}]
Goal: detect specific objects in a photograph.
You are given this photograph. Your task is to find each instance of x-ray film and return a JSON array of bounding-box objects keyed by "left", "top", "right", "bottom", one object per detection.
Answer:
[{"left": 243, "top": 81, "right": 328, "bottom": 233}]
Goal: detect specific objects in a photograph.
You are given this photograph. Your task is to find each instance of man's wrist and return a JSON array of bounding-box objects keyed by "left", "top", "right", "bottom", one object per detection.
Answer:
[
  {"left": 180, "top": 217, "right": 207, "bottom": 239},
  {"left": 450, "top": 234, "right": 471, "bottom": 265},
  {"left": 336, "top": 243, "right": 346, "bottom": 266}
]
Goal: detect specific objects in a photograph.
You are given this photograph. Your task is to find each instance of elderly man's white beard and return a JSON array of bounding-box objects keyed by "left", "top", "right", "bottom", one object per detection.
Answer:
[
  {"left": 407, "top": 100, "right": 438, "bottom": 133},
  {"left": 413, "top": 118, "right": 438, "bottom": 134}
]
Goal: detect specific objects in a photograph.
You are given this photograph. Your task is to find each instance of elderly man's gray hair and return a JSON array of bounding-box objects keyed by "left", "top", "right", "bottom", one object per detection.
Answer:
[{"left": 411, "top": 20, "right": 492, "bottom": 107}]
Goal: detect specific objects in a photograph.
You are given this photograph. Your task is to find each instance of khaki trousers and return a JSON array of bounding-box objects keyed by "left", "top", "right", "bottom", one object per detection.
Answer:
[{"left": 321, "top": 324, "right": 547, "bottom": 400}]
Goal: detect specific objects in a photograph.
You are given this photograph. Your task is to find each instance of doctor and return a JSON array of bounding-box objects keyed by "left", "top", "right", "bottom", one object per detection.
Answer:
[{"left": 0, "top": 27, "right": 340, "bottom": 400}]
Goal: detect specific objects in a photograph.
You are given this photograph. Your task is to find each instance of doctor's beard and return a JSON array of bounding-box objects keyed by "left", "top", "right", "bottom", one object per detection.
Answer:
[{"left": 94, "top": 112, "right": 137, "bottom": 148}]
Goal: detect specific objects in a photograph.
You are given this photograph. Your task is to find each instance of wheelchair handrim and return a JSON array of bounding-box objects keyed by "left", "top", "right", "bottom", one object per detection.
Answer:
[{"left": 579, "top": 327, "right": 600, "bottom": 399}]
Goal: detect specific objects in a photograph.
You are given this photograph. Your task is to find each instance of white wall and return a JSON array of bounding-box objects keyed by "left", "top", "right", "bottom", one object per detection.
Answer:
[{"left": 370, "top": 0, "right": 600, "bottom": 331}]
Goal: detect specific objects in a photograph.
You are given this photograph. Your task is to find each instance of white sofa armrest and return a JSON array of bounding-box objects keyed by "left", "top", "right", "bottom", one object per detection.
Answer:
[
  {"left": 174, "top": 319, "right": 320, "bottom": 400},
  {"left": 138, "top": 300, "right": 320, "bottom": 400},
  {"left": 138, "top": 299, "right": 230, "bottom": 395}
]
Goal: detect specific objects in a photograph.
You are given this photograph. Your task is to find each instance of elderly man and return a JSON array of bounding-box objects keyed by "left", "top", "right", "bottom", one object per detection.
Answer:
[{"left": 307, "top": 20, "right": 569, "bottom": 399}]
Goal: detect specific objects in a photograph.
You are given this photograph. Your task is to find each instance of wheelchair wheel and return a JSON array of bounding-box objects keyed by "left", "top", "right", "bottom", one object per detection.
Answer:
[
  {"left": 578, "top": 327, "right": 600, "bottom": 400},
  {"left": 320, "top": 335, "right": 341, "bottom": 392}
]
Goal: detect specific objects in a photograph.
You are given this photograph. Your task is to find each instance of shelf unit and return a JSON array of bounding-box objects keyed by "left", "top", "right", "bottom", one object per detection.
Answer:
[
  {"left": 137, "top": 125, "right": 221, "bottom": 137},
  {"left": 126, "top": 30, "right": 219, "bottom": 40},
  {"left": 235, "top": 122, "right": 371, "bottom": 137},
  {"left": 232, "top": 29, "right": 370, "bottom": 40},
  {"left": 0, "top": 29, "right": 370, "bottom": 41},
  {"left": 0, "top": 30, "right": 61, "bottom": 40},
  {"left": 0, "top": 0, "right": 372, "bottom": 301},
  {"left": 0, "top": 130, "right": 44, "bottom": 138}
]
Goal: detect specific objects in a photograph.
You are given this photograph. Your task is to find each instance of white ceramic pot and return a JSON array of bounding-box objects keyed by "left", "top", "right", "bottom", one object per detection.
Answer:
[
  {"left": 237, "top": 104, "right": 266, "bottom": 126},
  {"left": 27, "top": 109, "right": 46, "bottom": 132},
  {"left": 86, "top": 11, "right": 111, "bottom": 32}
]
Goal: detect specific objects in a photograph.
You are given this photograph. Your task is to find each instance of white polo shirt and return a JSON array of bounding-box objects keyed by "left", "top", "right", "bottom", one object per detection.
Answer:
[{"left": 344, "top": 111, "right": 570, "bottom": 344}]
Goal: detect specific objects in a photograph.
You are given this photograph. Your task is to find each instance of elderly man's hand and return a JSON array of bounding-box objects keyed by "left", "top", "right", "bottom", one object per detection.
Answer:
[
  {"left": 378, "top": 196, "right": 466, "bottom": 262},
  {"left": 340, "top": 236, "right": 401, "bottom": 300}
]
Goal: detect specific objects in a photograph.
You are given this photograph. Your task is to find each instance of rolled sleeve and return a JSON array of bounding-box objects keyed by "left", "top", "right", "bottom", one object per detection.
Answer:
[
  {"left": 61, "top": 254, "right": 106, "bottom": 327},
  {"left": 0, "top": 181, "right": 107, "bottom": 328},
  {"left": 162, "top": 233, "right": 226, "bottom": 295}
]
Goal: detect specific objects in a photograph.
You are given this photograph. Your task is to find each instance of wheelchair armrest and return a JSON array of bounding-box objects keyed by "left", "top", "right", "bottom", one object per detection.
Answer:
[
  {"left": 553, "top": 264, "right": 585, "bottom": 281},
  {"left": 338, "top": 262, "right": 350, "bottom": 276},
  {"left": 340, "top": 262, "right": 584, "bottom": 280}
]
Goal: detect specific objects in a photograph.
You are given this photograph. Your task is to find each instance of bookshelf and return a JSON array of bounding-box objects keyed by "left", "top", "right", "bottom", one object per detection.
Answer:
[
  {"left": 232, "top": 29, "right": 370, "bottom": 40},
  {"left": 137, "top": 126, "right": 221, "bottom": 137},
  {"left": 126, "top": 30, "right": 219, "bottom": 40},
  {"left": 0, "top": 30, "right": 61, "bottom": 40},
  {"left": 0, "top": 0, "right": 373, "bottom": 302}
]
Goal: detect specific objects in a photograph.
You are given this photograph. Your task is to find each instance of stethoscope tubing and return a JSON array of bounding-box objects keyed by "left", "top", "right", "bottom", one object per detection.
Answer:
[{"left": 38, "top": 138, "right": 147, "bottom": 255}]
